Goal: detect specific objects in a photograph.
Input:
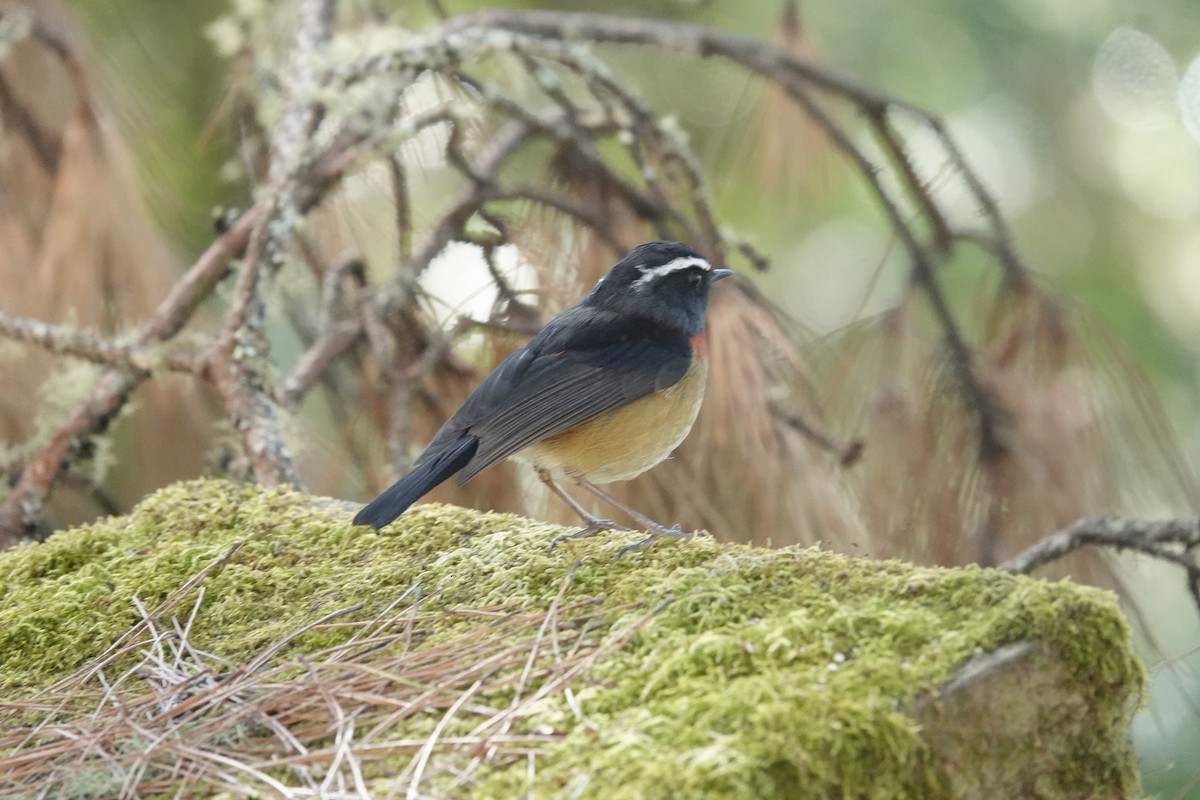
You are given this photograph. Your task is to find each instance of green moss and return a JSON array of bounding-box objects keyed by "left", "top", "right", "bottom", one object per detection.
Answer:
[{"left": 0, "top": 480, "right": 1144, "bottom": 798}]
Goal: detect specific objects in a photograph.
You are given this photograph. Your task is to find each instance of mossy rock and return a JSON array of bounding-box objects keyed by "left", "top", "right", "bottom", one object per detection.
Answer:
[{"left": 0, "top": 480, "right": 1143, "bottom": 798}]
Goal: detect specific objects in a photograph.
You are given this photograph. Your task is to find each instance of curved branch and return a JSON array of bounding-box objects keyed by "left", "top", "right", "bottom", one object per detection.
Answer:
[
  {"left": 435, "top": 10, "right": 889, "bottom": 109},
  {"left": 1001, "top": 516, "right": 1200, "bottom": 613},
  {"left": 435, "top": 9, "right": 1029, "bottom": 285}
]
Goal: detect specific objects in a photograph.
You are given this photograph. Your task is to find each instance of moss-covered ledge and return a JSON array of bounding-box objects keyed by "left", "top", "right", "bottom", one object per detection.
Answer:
[{"left": 0, "top": 480, "right": 1143, "bottom": 798}]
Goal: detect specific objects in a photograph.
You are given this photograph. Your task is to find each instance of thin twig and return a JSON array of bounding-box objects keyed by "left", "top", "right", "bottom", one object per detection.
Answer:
[
  {"left": 0, "top": 311, "right": 199, "bottom": 373},
  {"left": 44, "top": 541, "right": 244, "bottom": 695},
  {"left": 1001, "top": 515, "right": 1200, "bottom": 613},
  {"left": 276, "top": 256, "right": 367, "bottom": 410}
]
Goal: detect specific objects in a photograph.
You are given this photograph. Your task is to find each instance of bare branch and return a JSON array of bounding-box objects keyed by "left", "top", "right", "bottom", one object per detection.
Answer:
[
  {"left": 462, "top": 87, "right": 664, "bottom": 221},
  {"left": 425, "top": 10, "right": 1023, "bottom": 462},
  {"left": 276, "top": 258, "right": 368, "bottom": 411},
  {"left": 0, "top": 206, "right": 265, "bottom": 546},
  {"left": 1001, "top": 516, "right": 1200, "bottom": 612},
  {"left": 0, "top": 312, "right": 198, "bottom": 373},
  {"left": 774, "top": 403, "right": 865, "bottom": 467},
  {"left": 433, "top": 10, "right": 889, "bottom": 111}
]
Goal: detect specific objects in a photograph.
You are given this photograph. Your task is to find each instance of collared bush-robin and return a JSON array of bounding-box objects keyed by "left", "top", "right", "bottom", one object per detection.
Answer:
[{"left": 354, "top": 240, "right": 731, "bottom": 552}]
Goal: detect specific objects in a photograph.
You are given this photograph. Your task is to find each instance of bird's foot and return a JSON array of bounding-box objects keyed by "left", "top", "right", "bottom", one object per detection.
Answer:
[
  {"left": 549, "top": 517, "right": 631, "bottom": 551},
  {"left": 616, "top": 523, "right": 709, "bottom": 558}
]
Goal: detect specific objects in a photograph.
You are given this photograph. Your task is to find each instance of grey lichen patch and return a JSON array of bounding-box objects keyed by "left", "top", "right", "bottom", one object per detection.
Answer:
[{"left": 0, "top": 480, "right": 1143, "bottom": 798}]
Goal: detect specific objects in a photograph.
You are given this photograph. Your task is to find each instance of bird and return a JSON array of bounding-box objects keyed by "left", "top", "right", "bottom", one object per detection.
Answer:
[{"left": 353, "top": 240, "right": 732, "bottom": 552}]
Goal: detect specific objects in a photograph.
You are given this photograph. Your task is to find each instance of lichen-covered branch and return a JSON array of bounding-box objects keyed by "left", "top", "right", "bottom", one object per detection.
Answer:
[
  {"left": 0, "top": 206, "right": 265, "bottom": 547},
  {"left": 0, "top": 312, "right": 197, "bottom": 373},
  {"left": 202, "top": 0, "right": 339, "bottom": 489}
]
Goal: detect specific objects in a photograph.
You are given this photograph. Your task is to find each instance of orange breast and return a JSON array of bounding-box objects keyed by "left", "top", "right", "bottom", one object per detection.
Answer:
[{"left": 521, "top": 357, "right": 709, "bottom": 483}]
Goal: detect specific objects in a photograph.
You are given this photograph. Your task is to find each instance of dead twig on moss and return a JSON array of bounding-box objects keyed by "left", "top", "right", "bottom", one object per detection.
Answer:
[{"left": 0, "top": 565, "right": 656, "bottom": 798}]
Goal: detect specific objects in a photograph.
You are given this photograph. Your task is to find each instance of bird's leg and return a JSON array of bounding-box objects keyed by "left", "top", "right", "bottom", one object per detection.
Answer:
[
  {"left": 540, "top": 470, "right": 630, "bottom": 549},
  {"left": 571, "top": 478, "right": 707, "bottom": 556}
]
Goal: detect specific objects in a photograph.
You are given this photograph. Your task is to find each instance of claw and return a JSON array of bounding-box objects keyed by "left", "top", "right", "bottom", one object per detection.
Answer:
[
  {"left": 616, "top": 535, "right": 657, "bottom": 558},
  {"left": 615, "top": 526, "right": 707, "bottom": 558},
  {"left": 548, "top": 518, "right": 630, "bottom": 552}
]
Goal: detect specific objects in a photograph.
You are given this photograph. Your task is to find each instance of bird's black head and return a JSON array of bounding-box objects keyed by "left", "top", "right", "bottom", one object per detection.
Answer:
[{"left": 583, "top": 241, "right": 733, "bottom": 334}]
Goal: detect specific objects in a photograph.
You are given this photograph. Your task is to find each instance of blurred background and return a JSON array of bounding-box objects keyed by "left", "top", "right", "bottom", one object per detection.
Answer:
[{"left": 2, "top": 0, "right": 1199, "bottom": 794}]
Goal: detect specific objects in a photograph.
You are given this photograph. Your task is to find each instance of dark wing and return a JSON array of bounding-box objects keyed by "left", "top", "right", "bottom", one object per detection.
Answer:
[{"left": 415, "top": 306, "right": 691, "bottom": 484}]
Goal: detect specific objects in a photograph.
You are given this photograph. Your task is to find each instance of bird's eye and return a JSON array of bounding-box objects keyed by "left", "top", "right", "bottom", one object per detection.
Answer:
[{"left": 687, "top": 271, "right": 704, "bottom": 289}]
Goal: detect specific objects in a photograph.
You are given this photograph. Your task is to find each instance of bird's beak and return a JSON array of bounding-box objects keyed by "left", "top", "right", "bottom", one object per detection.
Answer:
[{"left": 711, "top": 268, "right": 734, "bottom": 281}]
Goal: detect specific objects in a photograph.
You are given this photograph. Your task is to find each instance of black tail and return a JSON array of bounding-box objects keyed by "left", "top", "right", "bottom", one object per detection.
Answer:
[{"left": 352, "top": 436, "right": 478, "bottom": 529}]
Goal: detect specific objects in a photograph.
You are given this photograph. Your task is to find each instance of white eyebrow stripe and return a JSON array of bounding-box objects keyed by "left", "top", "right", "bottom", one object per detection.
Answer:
[{"left": 632, "top": 256, "right": 712, "bottom": 286}]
